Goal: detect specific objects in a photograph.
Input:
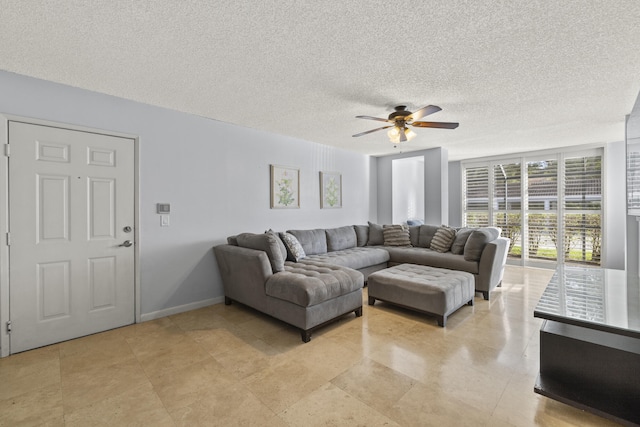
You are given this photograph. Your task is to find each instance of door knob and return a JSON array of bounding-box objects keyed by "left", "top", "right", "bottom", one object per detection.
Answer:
[{"left": 119, "top": 240, "right": 133, "bottom": 247}]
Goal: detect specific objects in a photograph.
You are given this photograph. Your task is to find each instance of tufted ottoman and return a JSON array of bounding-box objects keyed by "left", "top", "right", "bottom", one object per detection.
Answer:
[{"left": 367, "top": 264, "right": 474, "bottom": 327}]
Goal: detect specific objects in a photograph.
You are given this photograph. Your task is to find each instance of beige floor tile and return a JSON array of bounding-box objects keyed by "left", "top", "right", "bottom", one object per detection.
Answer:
[
  {"left": 186, "top": 326, "right": 257, "bottom": 356},
  {"left": 242, "top": 356, "right": 334, "bottom": 413},
  {"left": 121, "top": 316, "right": 182, "bottom": 340},
  {"left": 0, "top": 266, "right": 623, "bottom": 426},
  {"left": 212, "top": 338, "right": 279, "bottom": 380},
  {"left": 279, "top": 382, "right": 400, "bottom": 426},
  {"left": 288, "top": 336, "right": 363, "bottom": 381},
  {"left": 149, "top": 358, "right": 239, "bottom": 412},
  {"left": 130, "top": 334, "right": 212, "bottom": 378},
  {"left": 170, "top": 395, "right": 286, "bottom": 427},
  {"left": 58, "top": 328, "right": 127, "bottom": 357},
  {"left": 61, "top": 357, "right": 150, "bottom": 413},
  {"left": 63, "top": 383, "right": 173, "bottom": 427},
  {"left": 492, "top": 374, "right": 621, "bottom": 427},
  {"left": 212, "top": 301, "right": 263, "bottom": 324},
  {"left": 0, "top": 345, "right": 61, "bottom": 401},
  {"left": 366, "top": 334, "right": 446, "bottom": 383},
  {"left": 330, "top": 357, "right": 416, "bottom": 413},
  {"left": 387, "top": 381, "right": 494, "bottom": 427},
  {"left": 59, "top": 331, "right": 136, "bottom": 376},
  {"left": 0, "top": 383, "right": 63, "bottom": 427},
  {"left": 235, "top": 312, "right": 292, "bottom": 339},
  {"left": 169, "top": 305, "right": 217, "bottom": 329}
]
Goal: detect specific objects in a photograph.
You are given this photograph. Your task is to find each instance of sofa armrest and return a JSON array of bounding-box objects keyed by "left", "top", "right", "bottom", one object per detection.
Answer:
[
  {"left": 214, "top": 244, "right": 273, "bottom": 310},
  {"left": 476, "top": 237, "right": 510, "bottom": 292}
]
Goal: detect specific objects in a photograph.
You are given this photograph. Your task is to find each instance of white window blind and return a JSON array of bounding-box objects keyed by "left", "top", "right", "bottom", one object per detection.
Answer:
[
  {"left": 462, "top": 149, "right": 603, "bottom": 266},
  {"left": 526, "top": 159, "right": 558, "bottom": 262},
  {"left": 463, "top": 166, "right": 489, "bottom": 227},
  {"left": 563, "top": 155, "right": 602, "bottom": 264},
  {"left": 494, "top": 162, "right": 521, "bottom": 258}
]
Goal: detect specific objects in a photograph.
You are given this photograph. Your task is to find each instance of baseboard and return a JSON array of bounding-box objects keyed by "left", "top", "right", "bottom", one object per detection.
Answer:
[{"left": 140, "top": 297, "right": 224, "bottom": 322}]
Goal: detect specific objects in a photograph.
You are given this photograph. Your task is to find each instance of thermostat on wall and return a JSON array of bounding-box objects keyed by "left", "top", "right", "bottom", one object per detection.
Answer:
[{"left": 156, "top": 203, "right": 170, "bottom": 214}]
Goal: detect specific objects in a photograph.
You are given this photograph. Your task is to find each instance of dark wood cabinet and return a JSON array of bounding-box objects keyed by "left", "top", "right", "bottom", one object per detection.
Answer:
[{"left": 534, "top": 267, "right": 640, "bottom": 426}]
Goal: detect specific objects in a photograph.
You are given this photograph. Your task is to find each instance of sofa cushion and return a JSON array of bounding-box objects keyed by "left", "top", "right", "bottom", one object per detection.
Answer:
[
  {"left": 430, "top": 226, "right": 457, "bottom": 253},
  {"left": 326, "top": 226, "right": 357, "bottom": 251},
  {"left": 354, "top": 224, "right": 369, "bottom": 247},
  {"left": 236, "top": 232, "right": 287, "bottom": 273},
  {"left": 280, "top": 232, "right": 306, "bottom": 262},
  {"left": 408, "top": 226, "right": 420, "bottom": 247},
  {"left": 418, "top": 224, "right": 439, "bottom": 248},
  {"left": 266, "top": 262, "right": 363, "bottom": 307},
  {"left": 385, "top": 247, "right": 479, "bottom": 275},
  {"left": 367, "top": 221, "right": 384, "bottom": 246},
  {"left": 302, "top": 247, "right": 390, "bottom": 270},
  {"left": 227, "top": 235, "right": 239, "bottom": 246},
  {"left": 451, "top": 228, "right": 474, "bottom": 255},
  {"left": 287, "top": 229, "right": 327, "bottom": 255},
  {"left": 464, "top": 227, "right": 501, "bottom": 261},
  {"left": 383, "top": 225, "right": 412, "bottom": 247}
]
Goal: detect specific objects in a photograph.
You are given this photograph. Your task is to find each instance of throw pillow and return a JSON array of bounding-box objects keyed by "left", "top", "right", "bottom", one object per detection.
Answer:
[
  {"left": 408, "top": 225, "right": 420, "bottom": 247},
  {"left": 382, "top": 225, "right": 412, "bottom": 247},
  {"left": 430, "top": 226, "right": 457, "bottom": 253},
  {"left": 464, "top": 227, "right": 501, "bottom": 261},
  {"left": 354, "top": 224, "right": 369, "bottom": 247},
  {"left": 236, "top": 232, "right": 286, "bottom": 272},
  {"left": 451, "top": 228, "right": 475, "bottom": 255},
  {"left": 367, "top": 221, "right": 385, "bottom": 246},
  {"left": 418, "top": 224, "right": 439, "bottom": 248},
  {"left": 279, "top": 232, "right": 306, "bottom": 262},
  {"left": 266, "top": 229, "right": 287, "bottom": 260}
]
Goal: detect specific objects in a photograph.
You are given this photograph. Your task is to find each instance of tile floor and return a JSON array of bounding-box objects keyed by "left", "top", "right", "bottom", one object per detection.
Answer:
[{"left": 0, "top": 266, "right": 623, "bottom": 426}]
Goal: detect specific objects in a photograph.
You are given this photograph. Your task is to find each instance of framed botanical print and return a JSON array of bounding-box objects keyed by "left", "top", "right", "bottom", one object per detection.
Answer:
[
  {"left": 320, "top": 171, "right": 342, "bottom": 208},
  {"left": 270, "top": 165, "right": 300, "bottom": 209}
]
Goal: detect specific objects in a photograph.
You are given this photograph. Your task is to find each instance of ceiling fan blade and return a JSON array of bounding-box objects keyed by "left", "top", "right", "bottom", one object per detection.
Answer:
[
  {"left": 411, "top": 121, "right": 459, "bottom": 129},
  {"left": 352, "top": 125, "right": 393, "bottom": 137},
  {"left": 407, "top": 105, "right": 442, "bottom": 121},
  {"left": 355, "top": 115, "right": 393, "bottom": 123}
]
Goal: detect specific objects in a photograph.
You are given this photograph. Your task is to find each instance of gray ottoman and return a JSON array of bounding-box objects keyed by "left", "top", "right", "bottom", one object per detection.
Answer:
[{"left": 367, "top": 264, "right": 475, "bottom": 327}]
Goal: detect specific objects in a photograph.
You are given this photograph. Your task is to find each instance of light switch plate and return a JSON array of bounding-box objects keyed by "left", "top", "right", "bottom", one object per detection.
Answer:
[
  {"left": 160, "top": 215, "right": 170, "bottom": 227},
  {"left": 157, "top": 203, "right": 170, "bottom": 214}
]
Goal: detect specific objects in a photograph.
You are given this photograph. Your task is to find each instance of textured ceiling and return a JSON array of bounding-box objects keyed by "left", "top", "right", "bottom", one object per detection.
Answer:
[{"left": 1, "top": 1, "right": 640, "bottom": 160}]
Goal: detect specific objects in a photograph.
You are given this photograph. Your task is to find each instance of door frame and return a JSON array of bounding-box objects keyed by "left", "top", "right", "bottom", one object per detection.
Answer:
[{"left": 0, "top": 114, "right": 141, "bottom": 357}]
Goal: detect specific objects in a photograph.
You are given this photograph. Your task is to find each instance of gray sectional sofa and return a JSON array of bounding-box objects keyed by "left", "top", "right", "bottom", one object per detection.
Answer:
[{"left": 214, "top": 223, "right": 509, "bottom": 342}]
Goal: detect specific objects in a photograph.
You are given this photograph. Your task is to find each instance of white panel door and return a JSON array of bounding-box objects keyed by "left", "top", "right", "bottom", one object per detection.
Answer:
[{"left": 8, "top": 122, "right": 135, "bottom": 353}]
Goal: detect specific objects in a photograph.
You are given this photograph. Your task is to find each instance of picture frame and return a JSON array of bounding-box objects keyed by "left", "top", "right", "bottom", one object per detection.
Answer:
[
  {"left": 320, "top": 171, "right": 342, "bottom": 209},
  {"left": 270, "top": 165, "right": 300, "bottom": 209}
]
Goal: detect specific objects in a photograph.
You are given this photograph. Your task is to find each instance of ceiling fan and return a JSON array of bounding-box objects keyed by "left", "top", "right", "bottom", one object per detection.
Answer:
[{"left": 352, "top": 105, "right": 459, "bottom": 143}]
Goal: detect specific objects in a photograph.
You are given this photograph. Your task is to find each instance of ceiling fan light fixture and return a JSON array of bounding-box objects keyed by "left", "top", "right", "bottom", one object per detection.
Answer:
[
  {"left": 387, "top": 127, "right": 416, "bottom": 144},
  {"left": 387, "top": 127, "right": 400, "bottom": 141},
  {"left": 354, "top": 104, "right": 458, "bottom": 143}
]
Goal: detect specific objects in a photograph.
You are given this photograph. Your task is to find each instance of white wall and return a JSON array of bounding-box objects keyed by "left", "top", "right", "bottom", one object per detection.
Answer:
[
  {"left": 604, "top": 141, "right": 627, "bottom": 270},
  {"left": 392, "top": 156, "right": 424, "bottom": 224},
  {"left": 376, "top": 148, "right": 448, "bottom": 225},
  {"left": 0, "top": 71, "right": 374, "bottom": 318},
  {"left": 448, "top": 161, "right": 462, "bottom": 227}
]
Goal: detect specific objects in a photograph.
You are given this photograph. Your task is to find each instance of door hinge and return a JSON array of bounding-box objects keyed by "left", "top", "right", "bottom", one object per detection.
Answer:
[
  {"left": 5, "top": 232, "right": 9, "bottom": 246},
  {"left": 6, "top": 321, "right": 11, "bottom": 334},
  {"left": 3, "top": 144, "right": 8, "bottom": 157}
]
